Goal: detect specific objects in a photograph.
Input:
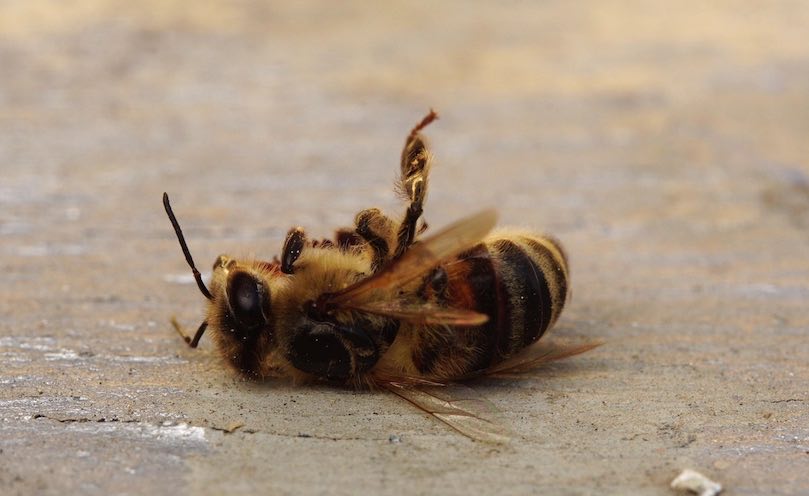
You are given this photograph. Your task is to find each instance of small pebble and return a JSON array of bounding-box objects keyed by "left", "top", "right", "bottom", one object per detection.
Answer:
[{"left": 671, "top": 469, "right": 722, "bottom": 496}]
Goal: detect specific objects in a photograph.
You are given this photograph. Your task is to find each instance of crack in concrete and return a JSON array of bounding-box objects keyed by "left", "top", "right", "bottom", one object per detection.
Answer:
[
  {"left": 32, "top": 414, "right": 141, "bottom": 424},
  {"left": 31, "top": 415, "right": 388, "bottom": 442},
  {"left": 208, "top": 422, "right": 245, "bottom": 434},
  {"left": 291, "top": 432, "right": 377, "bottom": 441},
  {"left": 205, "top": 424, "right": 390, "bottom": 442}
]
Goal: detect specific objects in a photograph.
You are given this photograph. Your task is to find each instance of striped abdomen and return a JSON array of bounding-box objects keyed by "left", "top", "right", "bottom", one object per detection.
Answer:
[{"left": 412, "top": 232, "right": 569, "bottom": 377}]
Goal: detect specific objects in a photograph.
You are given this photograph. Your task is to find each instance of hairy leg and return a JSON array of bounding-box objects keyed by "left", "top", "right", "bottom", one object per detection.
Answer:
[{"left": 394, "top": 110, "right": 437, "bottom": 259}]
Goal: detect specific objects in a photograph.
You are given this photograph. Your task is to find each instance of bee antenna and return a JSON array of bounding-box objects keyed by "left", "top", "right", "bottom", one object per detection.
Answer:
[{"left": 163, "top": 192, "right": 214, "bottom": 301}]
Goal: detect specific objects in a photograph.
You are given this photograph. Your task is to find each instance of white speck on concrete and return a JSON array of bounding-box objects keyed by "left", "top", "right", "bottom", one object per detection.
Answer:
[
  {"left": 59, "top": 422, "right": 208, "bottom": 447},
  {"left": 671, "top": 469, "right": 722, "bottom": 496},
  {"left": 142, "top": 423, "right": 207, "bottom": 443},
  {"left": 44, "top": 349, "right": 80, "bottom": 361}
]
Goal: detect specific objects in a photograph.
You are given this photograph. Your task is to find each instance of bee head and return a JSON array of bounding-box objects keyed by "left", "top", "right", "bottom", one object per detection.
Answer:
[
  {"left": 164, "top": 193, "right": 273, "bottom": 357},
  {"left": 164, "top": 193, "right": 285, "bottom": 377},
  {"left": 208, "top": 256, "right": 281, "bottom": 377},
  {"left": 212, "top": 256, "right": 272, "bottom": 339}
]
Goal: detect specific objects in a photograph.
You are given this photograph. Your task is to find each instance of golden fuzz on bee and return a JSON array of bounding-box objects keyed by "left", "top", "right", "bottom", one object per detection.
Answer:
[{"left": 164, "top": 110, "right": 596, "bottom": 441}]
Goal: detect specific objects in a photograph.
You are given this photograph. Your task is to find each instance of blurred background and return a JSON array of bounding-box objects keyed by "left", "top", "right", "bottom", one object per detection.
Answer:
[{"left": 1, "top": 1, "right": 808, "bottom": 495}]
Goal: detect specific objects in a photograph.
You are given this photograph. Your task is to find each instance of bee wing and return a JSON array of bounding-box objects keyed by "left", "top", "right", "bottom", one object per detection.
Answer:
[
  {"left": 381, "top": 341, "right": 600, "bottom": 442},
  {"left": 324, "top": 209, "right": 498, "bottom": 309},
  {"left": 480, "top": 339, "right": 603, "bottom": 378},
  {"left": 378, "top": 340, "right": 601, "bottom": 442},
  {"left": 348, "top": 300, "right": 488, "bottom": 326},
  {"left": 383, "top": 382, "right": 513, "bottom": 444}
]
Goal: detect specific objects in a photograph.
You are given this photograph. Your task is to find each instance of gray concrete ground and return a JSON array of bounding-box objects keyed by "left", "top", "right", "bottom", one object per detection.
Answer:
[{"left": 1, "top": 1, "right": 808, "bottom": 495}]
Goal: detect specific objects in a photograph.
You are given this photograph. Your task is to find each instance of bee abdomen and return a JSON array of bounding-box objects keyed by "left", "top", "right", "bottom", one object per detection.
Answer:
[
  {"left": 493, "top": 235, "right": 568, "bottom": 352},
  {"left": 436, "top": 233, "right": 569, "bottom": 372}
]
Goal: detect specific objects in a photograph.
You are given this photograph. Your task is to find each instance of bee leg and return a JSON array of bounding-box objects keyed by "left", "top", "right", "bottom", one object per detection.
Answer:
[
  {"left": 334, "top": 227, "right": 363, "bottom": 251},
  {"left": 354, "top": 208, "right": 398, "bottom": 270},
  {"left": 170, "top": 317, "right": 208, "bottom": 348},
  {"left": 394, "top": 110, "right": 437, "bottom": 259},
  {"left": 281, "top": 227, "right": 306, "bottom": 274},
  {"left": 287, "top": 320, "right": 381, "bottom": 381}
]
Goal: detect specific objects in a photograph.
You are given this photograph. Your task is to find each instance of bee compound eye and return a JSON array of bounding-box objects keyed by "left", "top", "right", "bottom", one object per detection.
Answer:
[
  {"left": 236, "top": 281, "right": 256, "bottom": 311},
  {"left": 227, "top": 272, "right": 269, "bottom": 331}
]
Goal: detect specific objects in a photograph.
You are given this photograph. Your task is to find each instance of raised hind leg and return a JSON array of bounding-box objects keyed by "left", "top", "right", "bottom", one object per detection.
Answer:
[
  {"left": 343, "top": 110, "right": 439, "bottom": 271},
  {"left": 393, "top": 109, "right": 437, "bottom": 259}
]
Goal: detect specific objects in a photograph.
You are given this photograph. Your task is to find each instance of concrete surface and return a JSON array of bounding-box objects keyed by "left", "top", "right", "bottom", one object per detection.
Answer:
[{"left": 1, "top": 1, "right": 808, "bottom": 495}]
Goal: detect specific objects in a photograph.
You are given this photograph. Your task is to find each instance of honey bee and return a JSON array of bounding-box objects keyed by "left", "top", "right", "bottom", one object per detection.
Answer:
[{"left": 164, "top": 110, "right": 596, "bottom": 442}]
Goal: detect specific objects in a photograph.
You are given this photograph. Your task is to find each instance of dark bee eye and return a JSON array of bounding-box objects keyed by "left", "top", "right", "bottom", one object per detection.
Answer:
[{"left": 227, "top": 272, "right": 269, "bottom": 331}]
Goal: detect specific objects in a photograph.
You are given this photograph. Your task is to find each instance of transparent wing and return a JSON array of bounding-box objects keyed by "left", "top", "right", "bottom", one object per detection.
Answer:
[
  {"left": 383, "top": 382, "right": 513, "bottom": 444},
  {"left": 481, "top": 339, "right": 603, "bottom": 377},
  {"left": 379, "top": 339, "right": 601, "bottom": 442},
  {"left": 324, "top": 209, "right": 498, "bottom": 310}
]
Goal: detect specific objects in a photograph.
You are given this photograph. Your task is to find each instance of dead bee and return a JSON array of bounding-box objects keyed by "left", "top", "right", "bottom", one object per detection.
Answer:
[{"left": 164, "top": 110, "right": 596, "bottom": 442}]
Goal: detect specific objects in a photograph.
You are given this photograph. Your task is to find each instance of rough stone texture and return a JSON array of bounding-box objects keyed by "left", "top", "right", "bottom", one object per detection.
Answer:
[{"left": 1, "top": 2, "right": 808, "bottom": 495}]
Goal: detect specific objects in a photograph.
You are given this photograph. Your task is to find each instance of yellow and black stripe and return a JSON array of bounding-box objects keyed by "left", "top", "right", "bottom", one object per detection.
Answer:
[{"left": 411, "top": 232, "right": 569, "bottom": 375}]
